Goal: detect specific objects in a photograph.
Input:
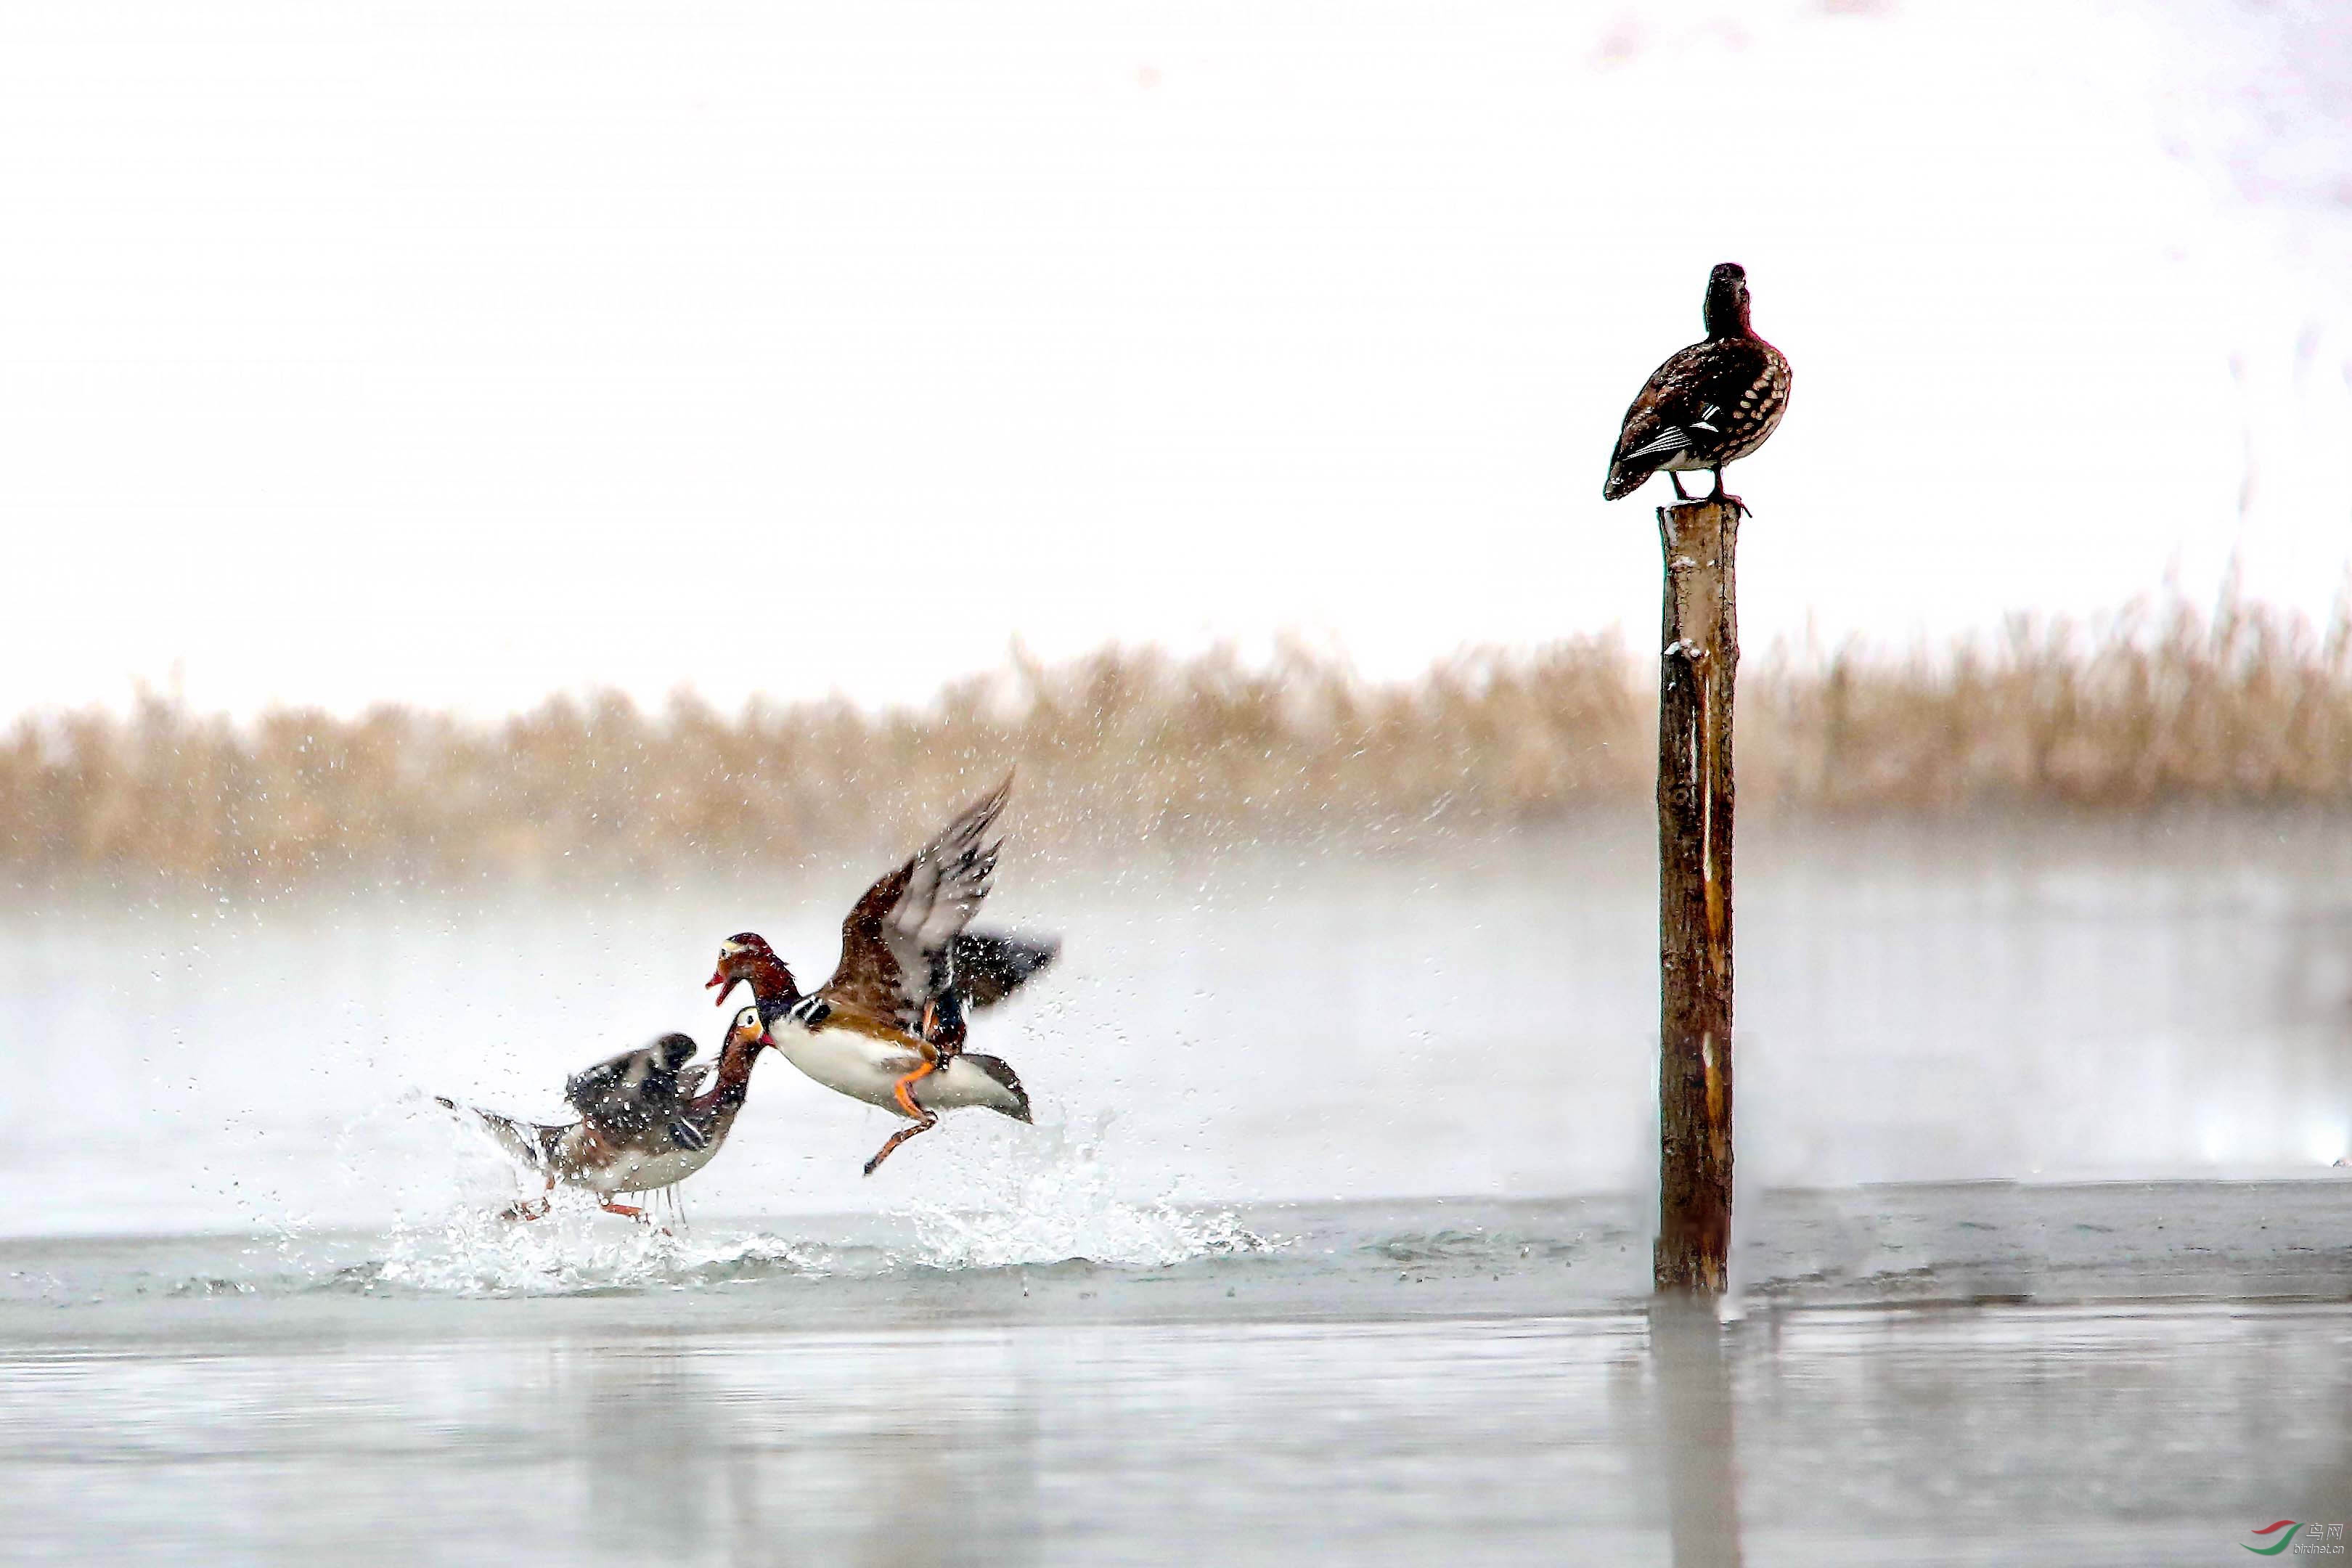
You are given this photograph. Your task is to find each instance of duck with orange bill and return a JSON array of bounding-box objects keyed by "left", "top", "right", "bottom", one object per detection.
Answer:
[
  {"left": 706, "top": 777, "right": 1055, "bottom": 1175},
  {"left": 438, "top": 1005, "right": 775, "bottom": 1220}
]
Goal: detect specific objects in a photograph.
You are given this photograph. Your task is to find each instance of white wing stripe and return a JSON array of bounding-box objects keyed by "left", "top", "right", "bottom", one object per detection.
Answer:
[{"left": 1624, "top": 426, "right": 1691, "bottom": 460}]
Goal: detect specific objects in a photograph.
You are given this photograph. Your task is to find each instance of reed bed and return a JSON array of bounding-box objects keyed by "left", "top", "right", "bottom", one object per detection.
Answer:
[{"left": 3, "top": 588, "right": 2346, "bottom": 892}]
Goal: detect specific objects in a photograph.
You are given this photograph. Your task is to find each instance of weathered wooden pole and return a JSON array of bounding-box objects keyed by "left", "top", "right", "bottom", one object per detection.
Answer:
[{"left": 1654, "top": 497, "right": 1739, "bottom": 1294}]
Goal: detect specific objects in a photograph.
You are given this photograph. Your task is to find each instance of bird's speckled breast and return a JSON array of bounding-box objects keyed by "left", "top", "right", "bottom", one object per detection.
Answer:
[{"left": 1717, "top": 347, "right": 1790, "bottom": 461}]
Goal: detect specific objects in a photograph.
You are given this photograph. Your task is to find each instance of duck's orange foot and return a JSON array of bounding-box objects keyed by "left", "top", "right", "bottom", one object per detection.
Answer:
[
  {"left": 599, "top": 1201, "right": 649, "bottom": 1222},
  {"left": 865, "top": 1063, "right": 942, "bottom": 1175},
  {"left": 862, "top": 1115, "right": 937, "bottom": 1177}
]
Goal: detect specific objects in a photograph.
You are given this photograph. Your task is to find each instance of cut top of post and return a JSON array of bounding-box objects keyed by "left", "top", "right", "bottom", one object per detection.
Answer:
[{"left": 1658, "top": 500, "right": 1741, "bottom": 663}]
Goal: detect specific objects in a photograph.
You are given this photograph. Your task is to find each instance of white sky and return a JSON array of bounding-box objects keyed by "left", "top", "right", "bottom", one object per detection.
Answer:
[{"left": 1, "top": 0, "right": 2346, "bottom": 719}]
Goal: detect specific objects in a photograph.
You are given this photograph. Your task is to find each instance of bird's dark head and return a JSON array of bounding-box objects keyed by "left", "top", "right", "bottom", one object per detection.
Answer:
[
  {"left": 707, "top": 932, "right": 796, "bottom": 1010},
  {"left": 1703, "top": 261, "right": 1752, "bottom": 338}
]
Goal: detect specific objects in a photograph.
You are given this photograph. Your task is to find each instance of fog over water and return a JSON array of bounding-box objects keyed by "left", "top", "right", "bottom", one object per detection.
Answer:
[{"left": 9, "top": 814, "right": 2347, "bottom": 1242}]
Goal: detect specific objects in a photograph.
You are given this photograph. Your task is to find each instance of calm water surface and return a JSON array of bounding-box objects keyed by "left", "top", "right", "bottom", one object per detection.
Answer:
[{"left": 4, "top": 1188, "right": 2349, "bottom": 1566}]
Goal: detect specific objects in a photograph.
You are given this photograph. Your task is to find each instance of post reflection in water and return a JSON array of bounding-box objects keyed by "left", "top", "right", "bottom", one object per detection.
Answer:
[
  {"left": 1649, "top": 1301, "right": 1745, "bottom": 1568},
  {"left": 7, "top": 1294, "right": 2352, "bottom": 1562}
]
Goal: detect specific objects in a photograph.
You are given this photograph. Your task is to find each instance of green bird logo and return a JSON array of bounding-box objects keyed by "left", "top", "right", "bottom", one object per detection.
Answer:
[{"left": 2243, "top": 1522, "right": 2303, "bottom": 1556}]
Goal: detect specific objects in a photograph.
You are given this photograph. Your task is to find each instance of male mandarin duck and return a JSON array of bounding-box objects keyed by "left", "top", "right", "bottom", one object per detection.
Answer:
[
  {"left": 438, "top": 1005, "right": 774, "bottom": 1220},
  {"left": 1604, "top": 261, "right": 1792, "bottom": 511},
  {"left": 706, "top": 777, "right": 1055, "bottom": 1175}
]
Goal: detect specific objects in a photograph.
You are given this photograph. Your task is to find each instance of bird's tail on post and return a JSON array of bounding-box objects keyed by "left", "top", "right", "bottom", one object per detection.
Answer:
[
  {"left": 1654, "top": 497, "right": 1740, "bottom": 1295},
  {"left": 1603, "top": 458, "right": 1656, "bottom": 502}
]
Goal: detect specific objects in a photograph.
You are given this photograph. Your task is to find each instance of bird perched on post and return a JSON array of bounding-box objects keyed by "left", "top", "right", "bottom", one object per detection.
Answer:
[{"left": 1604, "top": 262, "right": 1791, "bottom": 512}]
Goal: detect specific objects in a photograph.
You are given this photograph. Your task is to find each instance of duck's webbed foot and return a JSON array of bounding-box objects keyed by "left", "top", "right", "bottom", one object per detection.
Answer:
[
  {"left": 599, "top": 1199, "right": 650, "bottom": 1222},
  {"left": 501, "top": 1176, "right": 556, "bottom": 1222},
  {"left": 864, "top": 1062, "right": 942, "bottom": 1176},
  {"left": 862, "top": 1114, "right": 938, "bottom": 1176}
]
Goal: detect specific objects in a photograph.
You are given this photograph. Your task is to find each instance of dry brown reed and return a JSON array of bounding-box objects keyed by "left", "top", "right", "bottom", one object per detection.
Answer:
[{"left": 4, "top": 587, "right": 2345, "bottom": 892}]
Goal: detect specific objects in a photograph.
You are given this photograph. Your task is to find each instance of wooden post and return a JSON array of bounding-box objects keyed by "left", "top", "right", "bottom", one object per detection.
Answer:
[{"left": 1654, "top": 499, "right": 1738, "bottom": 1294}]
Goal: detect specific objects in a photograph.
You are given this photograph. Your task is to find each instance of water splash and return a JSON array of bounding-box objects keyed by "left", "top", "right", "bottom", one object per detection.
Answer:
[
  {"left": 345, "top": 1193, "right": 836, "bottom": 1298},
  {"left": 266, "top": 1100, "right": 1278, "bottom": 1297},
  {"left": 897, "top": 1115, "right": 1279, "bottom": 1270}
]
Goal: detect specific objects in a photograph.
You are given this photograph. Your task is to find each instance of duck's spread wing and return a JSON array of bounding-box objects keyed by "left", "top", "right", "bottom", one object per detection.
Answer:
[
  {"left": 952, "top": 929, "right": 1061, "bottom": 1009},
  {"left": 563, "top": 1033, "right": 699, "bottom": 1139},
  {"left": 820, "top": 777, "right": 1011, "bottom": 1035}
]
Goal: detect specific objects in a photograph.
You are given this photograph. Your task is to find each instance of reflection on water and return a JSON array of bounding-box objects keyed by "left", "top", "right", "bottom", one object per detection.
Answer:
[
  {"left": 2, "top": 1183, "right": 2347, "bottom": 1564},
  {"left": 1653, "top": 1299, "right": 1744, "bottom": 1568},
  {"left": 4, "top": 1299, "right": 2347, "bottom": 1566}
]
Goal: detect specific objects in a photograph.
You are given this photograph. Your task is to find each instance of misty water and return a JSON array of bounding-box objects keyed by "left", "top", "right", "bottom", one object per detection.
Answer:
[{"left": 5, "top": 814, "right": 2350, "bottom": 1563}]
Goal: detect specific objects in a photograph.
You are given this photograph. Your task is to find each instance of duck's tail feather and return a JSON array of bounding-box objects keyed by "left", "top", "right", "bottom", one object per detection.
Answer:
[
  {"left": 961, "top": 1054, "right": 1034, "bottom": 1124},
  {"left": 436, "top": 1096, "right": 558, "bottom": 1169}
]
